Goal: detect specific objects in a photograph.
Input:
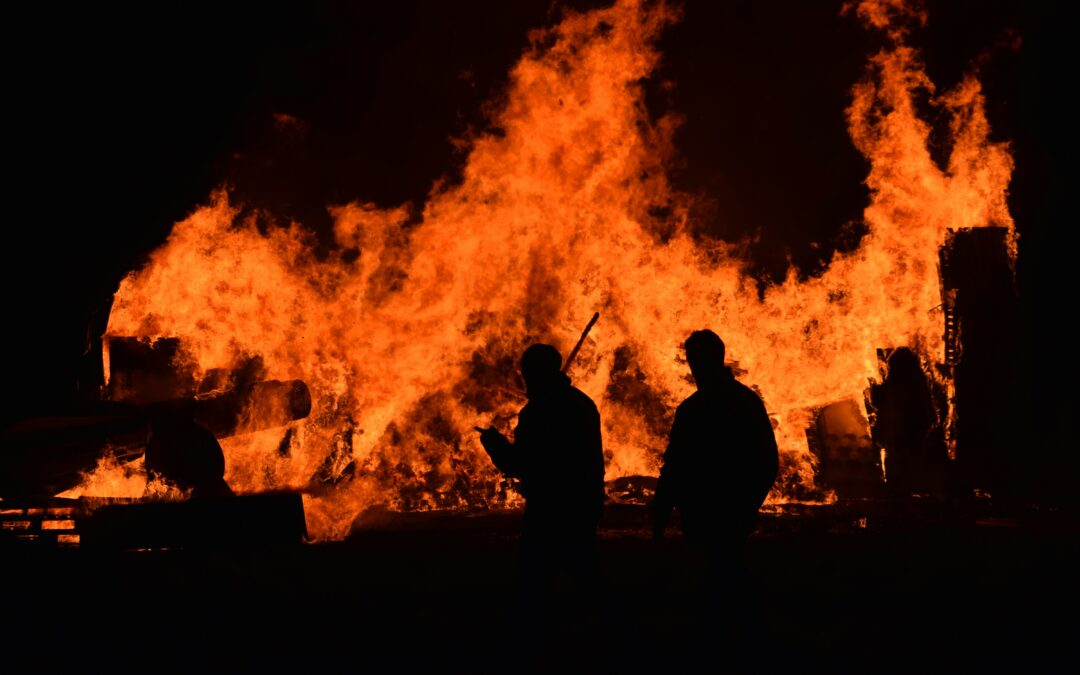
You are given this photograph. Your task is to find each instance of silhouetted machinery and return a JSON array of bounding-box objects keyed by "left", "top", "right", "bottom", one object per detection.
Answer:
[
  {"left": 806, "top": 398, "right": 883, "bottom": 498},
  {"left": 1, "top": 336, "right": 311, "bottom": 498},
  {"left": 940, "top": 227, "right": 1025, "bottom": 497},
  {"left": 1, "top": 336, "right": 311, "bottom": 548}
]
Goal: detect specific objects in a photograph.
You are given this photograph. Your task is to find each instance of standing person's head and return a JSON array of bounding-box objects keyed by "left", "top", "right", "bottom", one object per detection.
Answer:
[
  {"left": 684, "top": 329, "right": 728, "bottom": 389},
  {"left": 520, "top": 343, "right": 567, "bottom": 398}
]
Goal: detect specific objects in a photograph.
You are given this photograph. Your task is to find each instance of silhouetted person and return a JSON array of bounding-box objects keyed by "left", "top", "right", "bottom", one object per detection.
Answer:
[
  {"left": 651, "top": 330, "right": 778, "bottom": 663},
  {"left": 477, "top": 343, "right": 605, "bottom": 653},
  {"left": 653, "top": 330, "right": 778, "bottom": 557},
  {"left": 145, "top": 406, "right": 234, "bottom": 498},
  {"left": 869, "top": 347, "right": 946, "bottom": 495}
]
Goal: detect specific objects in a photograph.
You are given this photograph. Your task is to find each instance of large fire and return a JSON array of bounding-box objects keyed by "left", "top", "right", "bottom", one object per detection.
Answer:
[{"left": 69, "top": 0, "right": 1014, "bottom": 539}]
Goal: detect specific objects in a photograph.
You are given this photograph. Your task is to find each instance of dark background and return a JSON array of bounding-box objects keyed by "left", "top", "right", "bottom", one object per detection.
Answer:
[{"left": 4, "top": 1, "right": 1070, "bottom": 484}]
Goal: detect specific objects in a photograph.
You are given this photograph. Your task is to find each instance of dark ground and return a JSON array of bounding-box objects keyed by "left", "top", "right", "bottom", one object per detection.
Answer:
[{"left": 4, "top": 501, "right": 1078, "bottom": 673}]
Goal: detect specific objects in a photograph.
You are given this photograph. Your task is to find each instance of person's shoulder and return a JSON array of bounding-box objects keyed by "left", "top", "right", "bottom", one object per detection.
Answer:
[
  {"left": 676, "top": 390, "right": 707, "bottom": 414},
  {"left": 730, "top": 379, "right": 767, "bottom": 408},
  {"left": 516, "top": 399, "right": 537, "bottom": 422},
  {"left": 569, "top": 385, "right": 597, "bottom": 406},
  {"left": 568, "top": 385, "right": 599, "bottom": 412}
]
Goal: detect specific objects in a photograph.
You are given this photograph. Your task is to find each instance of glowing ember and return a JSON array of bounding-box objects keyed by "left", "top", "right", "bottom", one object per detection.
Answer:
[
  {"left": 76, "top": 0, "right": 1014, "bottom": 539},
  {"left": 40, "top": 520, "right": 76, "bottom": 530}
]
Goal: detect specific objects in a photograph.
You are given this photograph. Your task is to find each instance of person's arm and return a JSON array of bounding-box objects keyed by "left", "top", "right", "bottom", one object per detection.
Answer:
[
  {"left": 652, "top": 406, "right": 686, "bottom": 540},
  {"left": 589, "top": 405, "right": 605, "bottom": 519},
  {"left": 753, "top": 399, "right": 780, "bottom": 506},
  {"left": 478, "top": 426, "right": 523, "bottom": 478}
]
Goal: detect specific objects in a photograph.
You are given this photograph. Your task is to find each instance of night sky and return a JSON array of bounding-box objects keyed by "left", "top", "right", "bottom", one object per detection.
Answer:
[{"left": 4, "top": 1, "right": 1068, "bottom": 443}]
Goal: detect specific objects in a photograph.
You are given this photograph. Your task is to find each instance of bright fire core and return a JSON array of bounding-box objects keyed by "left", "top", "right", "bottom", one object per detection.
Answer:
[{"left": 74, "top": 0, "right": 1015, "bottom": 539}]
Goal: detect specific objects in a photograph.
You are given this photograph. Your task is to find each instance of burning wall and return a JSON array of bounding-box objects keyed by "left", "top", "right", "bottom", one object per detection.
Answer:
[{"left": 74, "top": 0, "right": 1015, "bottom": 539}]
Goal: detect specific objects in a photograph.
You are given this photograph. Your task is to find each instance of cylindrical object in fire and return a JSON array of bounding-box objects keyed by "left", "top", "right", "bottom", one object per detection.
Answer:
[{"left": 0, "top": 380, "right": 312, "bottom": 498}]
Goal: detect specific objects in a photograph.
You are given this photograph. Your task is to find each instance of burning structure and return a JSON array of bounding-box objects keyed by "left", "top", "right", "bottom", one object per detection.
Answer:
[
  {"left": 1, "top": 0, "right": 1041, "bottom": 544},
  {"left": 3, "top": 3, "right": 1074, "bottom": 673}
]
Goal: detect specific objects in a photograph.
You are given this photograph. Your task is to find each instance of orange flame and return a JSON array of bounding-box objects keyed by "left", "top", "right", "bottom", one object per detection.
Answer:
[
  {"left": 86, "top": 0, "right": 1014, "bottom": 540},
  {"left": 60, "top": 452, "right": 186, "bottom": 500}
]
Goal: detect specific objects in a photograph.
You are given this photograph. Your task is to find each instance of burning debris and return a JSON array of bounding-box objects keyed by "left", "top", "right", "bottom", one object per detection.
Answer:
[
  {"left": 805, "top": 398, "right": 881, "bottom": 498},
  {"left": 3, "top": 0, "right": 1019, "bottom": 539},
  {"left": 0, "top": 336, "right": 311, "bottom": 500},
  {"left": 0, "top": 500, "right": 79, "bottom": 546}
]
